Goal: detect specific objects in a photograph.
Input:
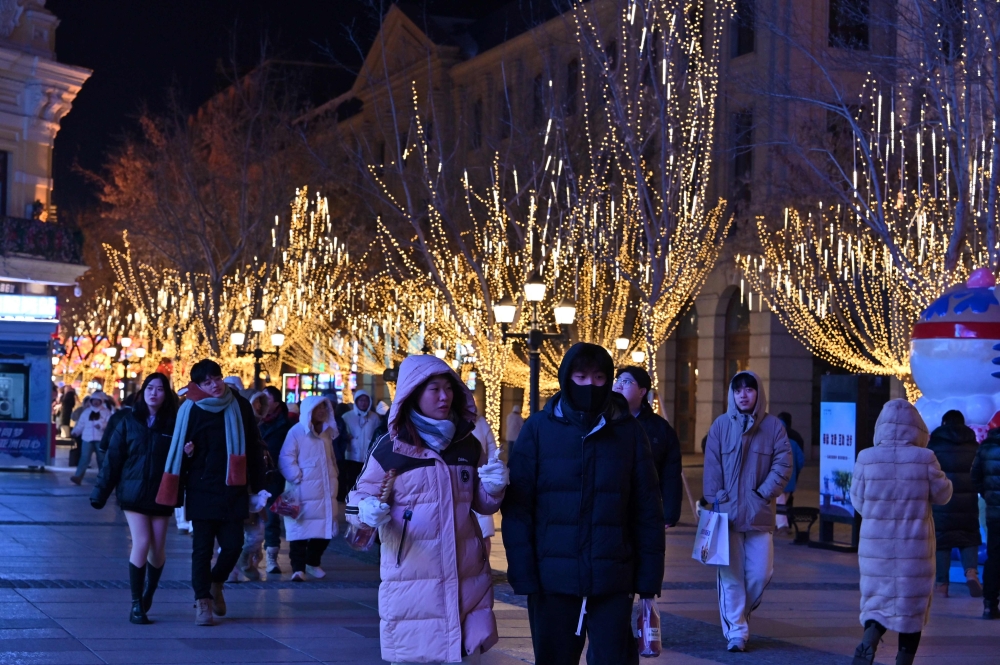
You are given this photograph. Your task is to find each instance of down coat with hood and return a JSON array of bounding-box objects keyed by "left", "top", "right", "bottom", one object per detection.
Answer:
[
  {"left": 972, "top": 427, "right": 1000, "bottom": 524},
  {"left": 927, "top": 422, "right": 982, "bottom": 549},
  {"left": 71, "top": 392, "right": 112, "bottom": 442},
  {"left": 341, "top": 389, "right": 380, "bottom": 463},
  {"left": 279, "top": 395, "right": 340, "bottom": 541},
  {"left": 502, "top": 343, "right": 665, "bottom": 598},
  {"left": 703, "top": 371, "right": 792, "bottom": 532},
  {"left": 346, "top": 355, "right": 502, "bottom": 664},
  {"left": 851, "top": 399, "right": 953, "bottom": 634}
]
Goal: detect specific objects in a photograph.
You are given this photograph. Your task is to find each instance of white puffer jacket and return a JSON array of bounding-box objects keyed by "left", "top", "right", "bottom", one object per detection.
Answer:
[
  {"left": 852, "top": 399, "right": 953, "bottom": 634},
  {"left": 71, "top": 394, "right": 112, "bottom": 442},
  {"left": 279, "top": 396, "right": 340, "bottom": 541}
]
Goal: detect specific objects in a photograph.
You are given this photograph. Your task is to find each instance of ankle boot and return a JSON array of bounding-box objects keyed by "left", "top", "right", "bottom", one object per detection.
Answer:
[
  {"left": 266, "top": 546, "right": 281, "bottom": 574},
  {"left": 851, "top": 623, "right": 883, "bottom": 665},
  {"left": 984, "top": 599, "right": 1000, "bottom": 619},
  {"left": 966, "top": 568, "right": 983, "bottom": 598},
  {"left": 142, "top": 563, "right": 164, "bottom": 613},
  {"left": 128, "top": 563, "right": 151, "bottom": 624}
]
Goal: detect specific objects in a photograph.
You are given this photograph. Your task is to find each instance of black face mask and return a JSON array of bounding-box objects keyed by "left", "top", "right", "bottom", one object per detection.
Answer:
[{"left": 566, "top": 382, "right": 611, "bottom": 414}]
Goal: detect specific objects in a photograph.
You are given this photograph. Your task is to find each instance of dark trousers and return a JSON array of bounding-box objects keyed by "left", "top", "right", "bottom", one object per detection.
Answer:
[
  {"left": 527, "top": 593, "right": 638, "bottom": 665},
  {"left": 289, "top": 538, "right": 330, "bottom": 572},
  {"left": 985, "top": 522, "right": 1000, "bottom": 602},
  {"left": 191, "top": 518, "right": 243, "bottom": 600},
  {"left": 338, "top": 460, "right": 363, "bottom": 502},
  {"left": 264, "top": 498, "right": 283, "bottom": 548}
]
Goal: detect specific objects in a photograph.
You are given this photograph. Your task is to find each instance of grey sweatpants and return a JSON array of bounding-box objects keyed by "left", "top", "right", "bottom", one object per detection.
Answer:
[{"left": 717, "top": 525, "right": 773, "bottom": 643}]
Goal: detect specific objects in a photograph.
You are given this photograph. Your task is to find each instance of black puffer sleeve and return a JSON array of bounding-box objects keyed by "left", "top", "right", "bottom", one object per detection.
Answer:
[
  {"left": 630, "top": 422, "right": 665, "bottom": 595},
  {"left": 501, "top": 417, "right": 541, "bottom": 594},
  {"left": 91, "top": 417, "right": 128, "bottom": 508}
]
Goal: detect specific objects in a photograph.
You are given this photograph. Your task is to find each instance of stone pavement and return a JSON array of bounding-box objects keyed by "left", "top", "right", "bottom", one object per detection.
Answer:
[{"left": 1, "top": 457, "right": 998, "bottom": 664}]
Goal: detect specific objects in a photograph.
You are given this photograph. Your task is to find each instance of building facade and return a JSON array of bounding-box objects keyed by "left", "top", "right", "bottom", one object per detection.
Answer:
[{"left": 315, "top": 1, "right": 901, "bottom": 457}]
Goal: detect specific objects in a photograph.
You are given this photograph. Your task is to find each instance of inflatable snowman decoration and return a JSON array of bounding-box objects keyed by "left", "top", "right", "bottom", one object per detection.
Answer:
[{"left": 912, "top": 268, "right": 1000, "bottom": 439}]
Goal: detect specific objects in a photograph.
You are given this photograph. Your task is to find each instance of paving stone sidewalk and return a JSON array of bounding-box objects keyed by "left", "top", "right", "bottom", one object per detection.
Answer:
[{"left": 1, "top": 461, "right": 997, "bottom": 664}]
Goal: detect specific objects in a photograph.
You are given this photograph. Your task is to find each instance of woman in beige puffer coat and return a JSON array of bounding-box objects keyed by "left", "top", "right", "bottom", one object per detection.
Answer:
[{"left": 850, "top": 399, "right": 952, "bottom": 665}]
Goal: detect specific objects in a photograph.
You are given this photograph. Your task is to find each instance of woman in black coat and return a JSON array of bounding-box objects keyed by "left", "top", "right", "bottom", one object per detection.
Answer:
[
  {"left": 928, "top": 410, "right": 983, "bottom": 597},
  {"left": 91, "top": 373, "right": 179, "bottom": 624}
]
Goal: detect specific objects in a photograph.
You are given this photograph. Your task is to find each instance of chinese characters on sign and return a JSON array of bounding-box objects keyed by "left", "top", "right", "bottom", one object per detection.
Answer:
[
  {"left": 819, "top": 402, "right": 856, "bottom": 519},
  {"left": 0, "top": 422, "right": 49, "bottom": 465}
]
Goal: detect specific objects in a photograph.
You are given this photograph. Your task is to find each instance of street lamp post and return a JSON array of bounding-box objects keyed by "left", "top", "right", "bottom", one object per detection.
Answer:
[
  {"left": 105, "top": 337, "right": 147, "bottom": 398},
  {"left": 493, "top": 272, "right": 576, "bottom": 414},
  {"left": 230, "top": 319, "right": 284, "bottom": 391}
]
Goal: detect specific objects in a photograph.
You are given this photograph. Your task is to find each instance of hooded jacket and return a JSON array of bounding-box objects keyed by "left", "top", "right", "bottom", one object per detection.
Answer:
[
  {"left": 502, "top": 343, "right": 665, "bottom": 598},
  {"left": 927, "top": 423, "right": 982, "bottom": 549},
  {"left": 71, "top": 393, "right": 112, "bottom": 442},
  {"left": 279, "top": 395, "right": 340, "bottom": 541},
  {"left": 703, "top": 371, "right": 792, "bottom": 533},
  {"left": 346, "top": 354, "right": 502, "bottom": 664},
  {"left": 91, "top": 409, "right": 177, "bottom": 515},
  {"left": 851, "top": 399, "right": 952, "bottom": 634},
  {"left": 342, "top": 389, "right": 379, "bottom": 463}
]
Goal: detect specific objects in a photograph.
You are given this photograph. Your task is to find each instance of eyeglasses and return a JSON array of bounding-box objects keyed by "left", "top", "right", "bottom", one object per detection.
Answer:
[{"left": 613, "top": 378, "right": 636, "bottom": 389}]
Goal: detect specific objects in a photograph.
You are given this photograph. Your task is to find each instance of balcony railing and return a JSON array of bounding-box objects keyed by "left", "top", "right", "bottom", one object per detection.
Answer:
[{"left": 0, "top": 216, "right": 84, "bottom": 265}]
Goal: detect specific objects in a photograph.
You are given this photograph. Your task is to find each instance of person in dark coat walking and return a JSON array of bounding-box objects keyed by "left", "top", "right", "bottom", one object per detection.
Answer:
[
  {"left": 91, "top": 373, "right": 178, "bottom": 624},
  {"left": 260, "top": 385, "right": 293, "bottom": 574},
  {"left": 613, "top": 365, "right": 683, "bottom": 527},
  {"left": 503, "top": 343, "right": 665, "bottom": 665},
  {"left": 155, "top": 359, "right": 265, "bottom": 626},
  {"left": 59, "top": 386, "right": 77, "bottom": 437},
  {"left": 972, "top": 422, "right": 1000, "bottom": 619},
  {"left": 928, "top": 410, "right": 983, "bottom": 597}
]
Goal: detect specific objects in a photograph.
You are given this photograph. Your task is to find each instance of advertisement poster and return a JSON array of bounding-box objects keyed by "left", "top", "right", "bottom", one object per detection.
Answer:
[
  {"left": 819, "top": 401, "right": 857, "bottom": 519},
  {"left": 0, "top": 422, "right": 49, "bottom": 466}
]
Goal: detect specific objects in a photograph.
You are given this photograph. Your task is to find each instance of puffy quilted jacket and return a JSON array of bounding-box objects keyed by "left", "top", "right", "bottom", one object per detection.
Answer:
[
  {"left": 279, "top": 396, "right": 340, "bottom": 541},
  {"left": 927, "top": 423, "right": 982, "bottom": 549},
  {"left": 502, "top": 343, "right": 665, "bottom": 598},
  {"left": 92, "top": 411, "right": 177, "bottom": 514},
  {"left": 972, "top": 428, "right": 1000, "bottom": 524},
  {"left": 346, "top": 355, "right": 502, "bottom": 664},
  {"left": 852, "top": 399, "right": 953, "bottom": 634}
]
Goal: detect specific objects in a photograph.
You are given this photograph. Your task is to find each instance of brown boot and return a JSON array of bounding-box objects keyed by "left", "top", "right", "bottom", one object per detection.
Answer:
[
  {"left": 210, "top": 582, "right": 226, "bottom": 616},
  {"left": 195, "top": 598, "right": 214, "bottom": 626},
  {"left": 934, "top": 582, "right": 949, "bottom": 598},
  {"left": 967, "top": 568, "right": 984, "bottom": 597}
]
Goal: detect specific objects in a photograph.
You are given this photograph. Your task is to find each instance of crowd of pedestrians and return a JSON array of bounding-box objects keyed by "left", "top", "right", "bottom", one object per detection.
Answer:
[{"left": 56, "top": 343, "right": 1000, "bottom": 664}]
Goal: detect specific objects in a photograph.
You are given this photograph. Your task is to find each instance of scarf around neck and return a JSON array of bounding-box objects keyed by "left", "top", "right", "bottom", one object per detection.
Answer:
[
  {"left": 410, "top": 410, "right": 456, "bottom": 452},
  {"left": 163, "top": 385, "right": 246, "bottom": 484}
]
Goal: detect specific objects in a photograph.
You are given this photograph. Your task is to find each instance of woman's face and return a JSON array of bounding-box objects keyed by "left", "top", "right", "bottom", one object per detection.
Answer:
[
  {"left": 91, "top": 397, "right": 104, "bottom": 409},
  {"left": 417, "top": 375, "right": 454, "bottom": 420},
  {"left": 145, "top": 378, "right": 165, "bottom": 411}
]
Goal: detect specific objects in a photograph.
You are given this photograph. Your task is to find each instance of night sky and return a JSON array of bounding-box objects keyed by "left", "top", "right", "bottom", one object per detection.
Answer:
[{"left": 46, "top": 0, "right": 512, "bottom": 217}]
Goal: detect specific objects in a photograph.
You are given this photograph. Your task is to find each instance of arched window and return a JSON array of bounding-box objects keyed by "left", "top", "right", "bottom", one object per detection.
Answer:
[
  {"left": 674, "top": 304, "right": 698, "bottom": 450},
  {"left": 723, "top": 290, "right": 750, "bottom": 391}
]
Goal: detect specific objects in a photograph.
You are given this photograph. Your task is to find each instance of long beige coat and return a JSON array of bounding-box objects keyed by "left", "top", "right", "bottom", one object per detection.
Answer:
[{"left": 851, "top": 399, "right": 953, "bottom": 634}]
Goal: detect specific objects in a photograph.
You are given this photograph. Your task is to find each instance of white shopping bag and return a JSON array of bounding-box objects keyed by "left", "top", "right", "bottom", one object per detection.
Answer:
[{"left": 692, "top": 504, "right": 729, "bottom": 566}]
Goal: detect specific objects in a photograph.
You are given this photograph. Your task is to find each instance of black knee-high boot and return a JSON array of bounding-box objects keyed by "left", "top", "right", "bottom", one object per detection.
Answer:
[
  {"left": 142, "top": 563, "right": 164, "bottom": 613},
  {"left": 852, "top": 621, "right": 885, "bottom": 665},
  {"left": 129, "top": 563, "right": 151, "bottom": 624}
]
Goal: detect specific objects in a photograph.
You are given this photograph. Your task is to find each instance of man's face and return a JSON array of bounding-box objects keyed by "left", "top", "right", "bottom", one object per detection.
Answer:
[
  {"left": 734, "top": 386, "right": 757, "bottom": 413},
  {"left": 612, "top": 372, "right": 647, "bottom": 411},
  {"left": 571, "top": 368, "right": 607, "bottom": 386},
  {"left": 356, "top": 395, "right": 371, "bottom": 413},
  {"left": 198, "top": 375, "right": 227, "bottom": 398}
]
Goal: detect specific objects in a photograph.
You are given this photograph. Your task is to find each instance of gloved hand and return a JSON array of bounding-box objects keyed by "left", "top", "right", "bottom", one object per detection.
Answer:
[
  {"left": 358, "top": 496, "right": 391, "bottom": 528},
  {"left": 477, "top": 458, "right": 509, "bottom": 496}
]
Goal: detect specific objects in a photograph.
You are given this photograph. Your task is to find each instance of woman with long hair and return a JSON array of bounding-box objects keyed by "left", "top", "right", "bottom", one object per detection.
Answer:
[
  {"left": 91, "top": 373, "right": 180, "bottom": 624},
  {"left": 347, "top": 355, "right": 508, "bottom": 664}
]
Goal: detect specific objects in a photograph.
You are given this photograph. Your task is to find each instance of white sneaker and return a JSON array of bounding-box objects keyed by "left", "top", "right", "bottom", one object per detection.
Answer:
[
  {"left": 291, "top": 571, "right": 306, "bottom": 582},
  {"left": 305, "top": 565, "right": 326, "bottom": 579}
]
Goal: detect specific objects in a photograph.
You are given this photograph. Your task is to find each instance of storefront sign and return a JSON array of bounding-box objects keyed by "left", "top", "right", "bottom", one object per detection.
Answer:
[
  {"left": 0, "top": 422, "right": 49, "bottom": 465},
  {"left": 819, "top": 401, "right": 857, "bottom": 519}
]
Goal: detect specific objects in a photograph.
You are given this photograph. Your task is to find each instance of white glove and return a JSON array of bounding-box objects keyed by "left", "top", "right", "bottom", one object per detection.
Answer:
[
  {"left": 249, "top": 490, "right": 271, "bottom": 513},
  {"left": 358, "top": 496, "right": 391, "bottom": 528},
  {"left": 477, "top": 459, "right": 509, "bottom": 496}
]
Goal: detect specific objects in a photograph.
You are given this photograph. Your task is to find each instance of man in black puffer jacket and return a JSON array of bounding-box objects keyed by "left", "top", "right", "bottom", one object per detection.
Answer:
[
  {"left": 503, "top": 343, "right": 664, "bottom": 665},
  {"left": 928, "top": 410, "right": 982, "bottom": 598},
  {"left": 973, "top": 423, "right": 1000, "bottom": 619}
]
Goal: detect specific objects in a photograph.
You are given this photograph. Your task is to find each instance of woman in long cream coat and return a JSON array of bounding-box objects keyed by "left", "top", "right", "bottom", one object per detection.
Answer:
[{"left": 850, "top": 399, "right": 952, "bottom": 665}]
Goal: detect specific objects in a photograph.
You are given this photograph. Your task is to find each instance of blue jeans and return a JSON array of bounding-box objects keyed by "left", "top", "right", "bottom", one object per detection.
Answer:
[
  {"left": 935, "top": 545, "right": 980, "bottom": 584},
  {"left": 75, "top": 440, "right": 104, "bottom": 478}
]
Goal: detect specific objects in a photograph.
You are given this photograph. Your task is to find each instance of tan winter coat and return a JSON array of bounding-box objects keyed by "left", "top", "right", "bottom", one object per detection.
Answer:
[
  {"left": 703, "top": 371, "right": 792, "bottom": 532},
  {"left": 851, "top": 399, "right": 952, "bottom": 634}
]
